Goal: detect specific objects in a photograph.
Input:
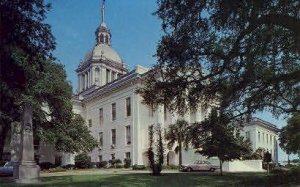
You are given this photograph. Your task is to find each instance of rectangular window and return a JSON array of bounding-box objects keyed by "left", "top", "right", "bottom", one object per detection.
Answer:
[
  {"left": 258, "top": 131, "right": 260, "bottom": 143},
  {"left": 88, "top": 119, "right": 92, "bottom": 128},
  {"left": 99, "top": 108, "right": 103, "bottom": 125},
  {"left": 125, "top": 152, "right": 130, "bottom": 159},
  {"left": 126, "top": 97, "right": 131, "bottom": 117},
  {"left": 126, "top": 125, "right": 131, "bottom": 145},
  {"left": 266, "top": 134, "right": 269, "bottom": 144},
  {"left": 111, "top": 129, "right": 116, "bottom": 145},
  {"left": 111, "top": 153, "right": 115, "bottom": 160},
  {"left": 164, "top": 105, "right": 167, "bottom": 121},
  {"left": 112, "top": 103, "right": 116, "bottom": 121},
  {"left": 99, "top": 132, "right": 103, "bottom": 147},
  {"left": 149, "top": 107, "right": 155, "bottom": 117},
  {"left": 262, "top": 133, "right": 265, "bottom": 143},
  {"left": 99, "top": 155, "right": 102, "bottom": 162},
  {"left": 106, "top": 69, "right": 110, "bottom": 83},
  {"left": 270, "top": 135, "right": 272, "bottom": 145},
  {"left": 245, "top": 131, "right": 250, "bottom": 140},
  {"left": 111, "top": 71, "right": 116, "bottom": 81}
]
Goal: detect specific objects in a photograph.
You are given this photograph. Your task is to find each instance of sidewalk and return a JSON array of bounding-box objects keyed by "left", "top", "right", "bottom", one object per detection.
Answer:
[{"left": 41, "top": 168, "right": 181, "bottom": 177}]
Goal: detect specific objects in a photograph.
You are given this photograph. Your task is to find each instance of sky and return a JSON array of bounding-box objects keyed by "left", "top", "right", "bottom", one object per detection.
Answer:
[{"left": 45, "top": 0, "right": 295, "bottom": 161}]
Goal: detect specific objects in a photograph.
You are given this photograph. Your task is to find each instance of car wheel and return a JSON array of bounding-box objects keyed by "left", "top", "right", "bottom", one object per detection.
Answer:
[
  {"left": 187, "top": 167, "right": 193, "bottom": 172},
  {"left": 209, "top": 168, "right": 215, "bottom": 172}
]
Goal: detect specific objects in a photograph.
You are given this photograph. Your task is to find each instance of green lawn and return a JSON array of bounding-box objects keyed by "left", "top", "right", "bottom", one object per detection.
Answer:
[{"left": 0, "top": 172, "right": 289, "bottom": 187}]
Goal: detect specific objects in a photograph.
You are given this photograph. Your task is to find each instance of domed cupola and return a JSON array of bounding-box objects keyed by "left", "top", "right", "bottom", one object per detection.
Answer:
[
  {"left": 76, "top": 0, "right": 128, "bottom": 93},
  {"left": 96, "top": 0, "right": 111, "bottom": 46}
]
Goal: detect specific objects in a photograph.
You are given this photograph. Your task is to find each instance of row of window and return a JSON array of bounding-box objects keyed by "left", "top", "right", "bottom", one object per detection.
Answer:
[
  {"left": 98, "top": 152, "right": 130, "bottom": 162},
  {"left": 98, "top": 126, "right": 131, "bottom": 148},
  {"left": 88, "top": 97, "right": 131, "bottom": 128}
]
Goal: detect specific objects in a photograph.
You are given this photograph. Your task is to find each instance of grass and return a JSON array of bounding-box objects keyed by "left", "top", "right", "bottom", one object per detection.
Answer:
[{"left": 0, "top": 172, "right": 291, "bottom": 187}]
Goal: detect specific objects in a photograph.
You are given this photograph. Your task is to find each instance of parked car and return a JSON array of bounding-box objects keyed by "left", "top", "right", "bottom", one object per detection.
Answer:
[
  {"left": 180, "top": 160, "right": 219, "bottom": 172},
  {"left": 0, "top": 161, "right": 15, "bottom": 176}
]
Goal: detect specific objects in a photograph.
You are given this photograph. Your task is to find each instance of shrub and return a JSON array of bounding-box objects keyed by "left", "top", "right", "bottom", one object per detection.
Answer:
[
  {"left": 109, "top": 159, "right": 122, "bottom": 168},
  {"left": 75, "top": 153, "right": 92, "bottom": 169},
  {"left": 62, "top": 164, "right": 75, "bottom": 170},
  {"left": 132, "top": 165, "right": 146, "bottom": 170},
  {"left": 124, "top": 158, "right": 131, "bottom": 168},
  {"left": 39, "top": 162, "right": 56, "bottom": 170},
  {"left": 97, "top": 161, "right": 108, "bottom": 168}
]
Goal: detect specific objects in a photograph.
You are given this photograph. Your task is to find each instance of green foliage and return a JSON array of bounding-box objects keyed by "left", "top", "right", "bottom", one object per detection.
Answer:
[
  {"left": 132, "top": 165, "right": 146, "bottom": 170},
  {"left": 244, "top": 147, "right": 265, "bottom": 160},
  {"left": 0, "top": 0, "right": 98, "bottom": 159},
  {"left": 109, "top": 159, "right": 122, "bottom": 168},
  {"left": 139, "top": 0, "right": 300, "bottom": 122},
  {"left": 165, "top": 120, "right": 190, "bottom": 165},
  {"left": 97, "top": 161, "right": 108, "bottom": 168},
  {"left": 147, "top": 124, "right": 165, "bottom": 176},
  {"left": 75, "top": 153, "right": 92, "bottom": 169},
  {"left": 279, "top": 113, "right": 300, "bottom": 155},
  {"left": 191, "top": 109, "right": 252, "bottom": 175},
  {"left": 123, "top": 158, "right": 131, "bottom": 168}
]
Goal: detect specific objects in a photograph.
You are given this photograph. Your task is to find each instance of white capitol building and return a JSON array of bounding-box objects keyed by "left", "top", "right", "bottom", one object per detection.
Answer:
[{"left": 21, "top": 1, "right": 278, "bottom": 168}]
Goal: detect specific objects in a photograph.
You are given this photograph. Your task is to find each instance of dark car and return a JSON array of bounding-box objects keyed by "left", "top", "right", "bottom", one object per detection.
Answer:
[
  {"left": 180, "top": 160, "right": 219, "bottom": 172},
  {"left": 0, "top": 161, "right": 15, "bottom": 176}
]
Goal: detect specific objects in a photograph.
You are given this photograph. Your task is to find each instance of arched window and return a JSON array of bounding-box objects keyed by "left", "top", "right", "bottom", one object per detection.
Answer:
[
  {"left": 105, "top": 35, "right": 109, "bottom": 44},
  {"left": 100, "top": 34, "right": 104, "bottom": 43}
]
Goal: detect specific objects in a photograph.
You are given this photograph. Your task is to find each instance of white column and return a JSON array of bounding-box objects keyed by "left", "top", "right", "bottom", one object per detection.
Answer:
[
  {"left": 91, "top": 67, "right": 94, "bottom": 86},
  {"left": 85, "top": 72, "right": 88, "bottom": 89}
]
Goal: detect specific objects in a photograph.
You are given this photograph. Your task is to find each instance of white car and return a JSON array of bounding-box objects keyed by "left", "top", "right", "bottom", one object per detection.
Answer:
[
  {"left": 0, "top": 161, "right": 15, "bottom": 176},
  {"left": 180, "top": 160, "right": 219, "bottom": 172}
]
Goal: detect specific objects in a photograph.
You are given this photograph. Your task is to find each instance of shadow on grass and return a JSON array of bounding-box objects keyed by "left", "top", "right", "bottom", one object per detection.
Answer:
[{"left": 0, "top": 172, "right": 291, "bottom": 187}]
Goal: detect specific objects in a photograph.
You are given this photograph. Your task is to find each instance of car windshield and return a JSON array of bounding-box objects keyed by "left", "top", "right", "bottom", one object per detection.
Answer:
[{"left": 4, "top": 162, "right": 12, "bottom": 167}]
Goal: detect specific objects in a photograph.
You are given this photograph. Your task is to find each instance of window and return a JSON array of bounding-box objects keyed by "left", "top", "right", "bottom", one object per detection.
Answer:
[
  {"left": 262, "top": 133, "right": 265, "bottom": 143},
  {"left": 117, "top": 73, "right": 121, "bottom": 79},
  {"left": 126, "top": 126, "right": 131, "bottom": 145},
  {"left": 112, "top": 103, "right": 116, "bottom": 120},
  {"left": 111, "top": 71, "right": 116, "bottom": 81},
  {"left": 95, "top": 68, "right": 100, "bottom": 82},
  {"left": 105, "top": 35, "right": 109, "bottom": 44},
  {"left": 125, "top": 152, "right": 130, "bottom": 159},
  {"left": 266, "top": 134, "right": 269, "bottom": 144},
  {"left": 106, "top": 69, "right": 110, "bottom": 83},
  {"left": 111, "top": 153, "right": 115, "bottom": 160},
  {"left": 99, "top": 108, "right": 103, "bottom": 125},
  {"left": 164, "top": 105, "right": 167, "bottom": 121},
  {"left": 149, "top": 107, "right": 155, "bottom": 117},
  {"left": 245, "top": 131, "right": 250, "bottom": 140},
  {"left": 99, "top": 155, "right": 102, "bottom": 162},
  {"left": 111, "top": 129, "right": 116, "bottom": 145},
  {"left": 88, "top": 119, "right": 92, "bottom": 128},
  {"left": 99, "top": 132, "right": 103, "bottom": 147},
  {"left": 126, "top": 97, "right": 131, "bottom": 117},
  {"left": 258, "top": 131, "right": 261, "bottom": 143},
  {"left": 100, "top": 34, "right": 104, "bottom": 43},
  {"left": 270, "top": 135, "right": 272, "bottom": 145}
]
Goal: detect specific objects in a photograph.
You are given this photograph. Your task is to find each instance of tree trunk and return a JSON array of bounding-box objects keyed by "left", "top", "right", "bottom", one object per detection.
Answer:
[
  {"left": 219, "top": 159, "right": 223, "bottom": 176},
  {"left": 178, "top": 141, "right": 182, "bottom": 166},
  {"left": 0, "top": 125, "right": 9, "bottom": 161}
]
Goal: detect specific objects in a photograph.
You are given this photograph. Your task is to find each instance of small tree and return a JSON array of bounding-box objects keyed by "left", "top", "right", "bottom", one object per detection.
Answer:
[
  {"left": 192, "top": 109, "right": 252, "bottom": 176},
  {"left": 75, "top": 153, "right": 92, "bottom": 169},
  {"left": 279, "top": 113, "right": 300, "bottom": 160},
  {"left": 165, "top": 120, "right": 190, "bottom": 166},
  {"left": 148, "top": 124, "right": 165, "bottom": 176}
]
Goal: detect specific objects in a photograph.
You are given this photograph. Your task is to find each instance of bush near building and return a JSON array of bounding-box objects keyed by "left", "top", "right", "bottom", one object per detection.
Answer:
[
  {"left": 124, "top": 158, "right": 131, "bottom": 168},
  {"left": 75, "top": 153, "right": 92, "bottom": 169}
]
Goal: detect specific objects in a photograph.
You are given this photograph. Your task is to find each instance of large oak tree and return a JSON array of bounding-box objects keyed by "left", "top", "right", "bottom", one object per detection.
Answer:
[
  {"left": 139, "top": 0, "right": 300, "bottom": 119},
  {"left": 0, "top": 0, "right": 97, "bottom": 160}
]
